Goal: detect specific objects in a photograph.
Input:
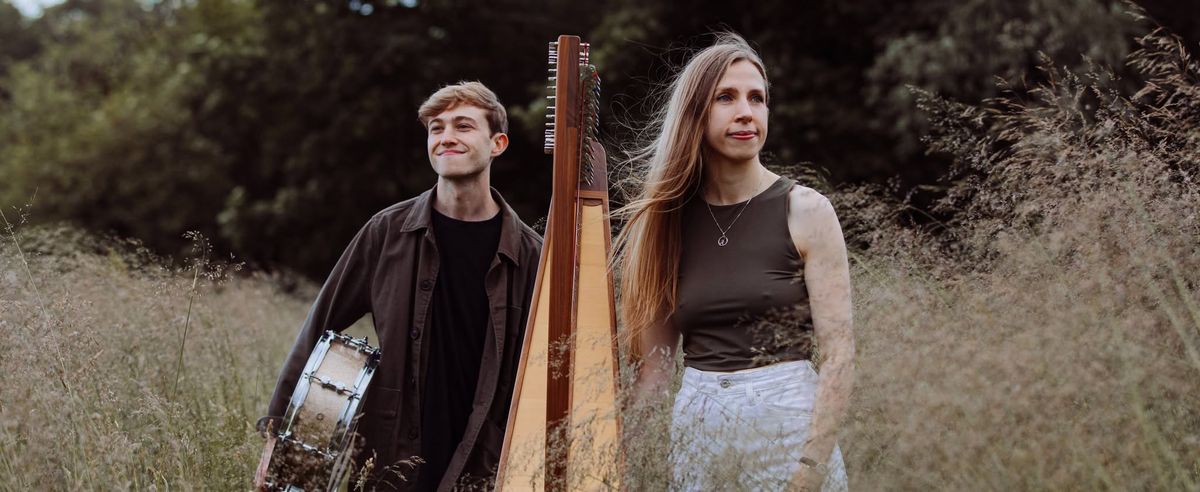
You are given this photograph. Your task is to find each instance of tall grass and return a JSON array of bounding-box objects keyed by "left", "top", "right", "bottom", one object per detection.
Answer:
[
  {"left": 839, "top": 25, "right": 1200, "bottom": 490},
  {"left": 0, "top": 225, "right": 310, "bottom": 489},
  {"left": 1, "top": 23, "right": 1198, "bottom": 492}
]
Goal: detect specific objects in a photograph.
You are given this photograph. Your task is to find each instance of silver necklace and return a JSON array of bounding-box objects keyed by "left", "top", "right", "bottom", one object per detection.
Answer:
[{"left": 704, "top": 174, "right": 767, "bottom": 247}]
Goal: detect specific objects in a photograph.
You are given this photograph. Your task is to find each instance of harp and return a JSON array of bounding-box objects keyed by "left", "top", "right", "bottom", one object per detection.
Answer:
[{"left": 496, "top": 36, "right": 622, "bottom": 491}]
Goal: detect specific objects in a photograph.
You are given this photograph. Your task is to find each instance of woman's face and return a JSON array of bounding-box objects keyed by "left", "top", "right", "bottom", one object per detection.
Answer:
[{"left": 703, "top": 59, "right": 768, "bottom": 166}]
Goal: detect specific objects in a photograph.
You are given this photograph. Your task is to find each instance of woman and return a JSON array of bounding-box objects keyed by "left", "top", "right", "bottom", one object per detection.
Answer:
[{"left": 614, "top": 33, "right": 854, "bottom": 491}]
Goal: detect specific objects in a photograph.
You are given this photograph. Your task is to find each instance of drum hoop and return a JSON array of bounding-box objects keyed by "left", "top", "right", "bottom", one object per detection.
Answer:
[
  {"left": 281, "top": 331, "right": 335, "bottom": 439},
  {"left": 327, "top": 357, "right": 378, "bottom": 487},
  {"left": 327, "top": 442, "right": 358, "bottom": 491},
  {"left": 330, "top": 347, "right": 381, "bottom": 451}
]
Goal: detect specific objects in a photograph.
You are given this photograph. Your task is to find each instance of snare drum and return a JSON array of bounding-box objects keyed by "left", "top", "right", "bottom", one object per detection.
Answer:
[{"left": 257, "top": 331, "right": 381, "bottom": 491}]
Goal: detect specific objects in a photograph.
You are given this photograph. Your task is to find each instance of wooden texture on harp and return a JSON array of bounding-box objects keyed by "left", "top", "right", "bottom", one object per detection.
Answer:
[{"left": 496, "top": 35, "right": 622, "bottom": 491}]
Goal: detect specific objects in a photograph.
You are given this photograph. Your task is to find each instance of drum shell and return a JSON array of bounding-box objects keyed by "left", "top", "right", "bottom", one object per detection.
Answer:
[
  {"left": 266, "top": 331, "right": 380, "bottom": 491},
  {"left": 293, "top": 342, "right": 369, "bottom": 448}
]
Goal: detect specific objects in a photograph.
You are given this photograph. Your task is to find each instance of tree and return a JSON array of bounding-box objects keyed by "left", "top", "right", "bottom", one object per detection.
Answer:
[{"left": 0, "top": 0, "right": 232, "bottom": 256}]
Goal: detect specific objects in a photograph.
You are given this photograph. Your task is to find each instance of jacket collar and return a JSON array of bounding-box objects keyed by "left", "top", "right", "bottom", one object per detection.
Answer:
[{"left": 400, "top": 185, "right": 527, "bottom": 266}]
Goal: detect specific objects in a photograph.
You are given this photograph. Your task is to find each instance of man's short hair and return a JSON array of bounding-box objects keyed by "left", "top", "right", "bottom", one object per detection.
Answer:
[{"left": 418, "top": 81, "right": 508, "bottom": 135}]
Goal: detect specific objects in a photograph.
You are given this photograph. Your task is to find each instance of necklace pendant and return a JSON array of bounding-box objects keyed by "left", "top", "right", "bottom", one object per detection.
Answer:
[{"left": 717, "top": 235, "right": 729, "bottom": 247}]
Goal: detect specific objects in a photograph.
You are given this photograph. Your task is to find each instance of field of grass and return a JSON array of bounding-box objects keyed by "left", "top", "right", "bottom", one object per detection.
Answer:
[
  {"left": 2, "top": 28, "right": 1199, "bottom": 492},
  {"left": 0, "top": 225, "right": 311, "bottom": 489},
  {"left": 3, "top": 191, "right": 1196, "bottom": 490},
  {"left": 833, "top": 28, "right": 1200, "bottom": 490}
]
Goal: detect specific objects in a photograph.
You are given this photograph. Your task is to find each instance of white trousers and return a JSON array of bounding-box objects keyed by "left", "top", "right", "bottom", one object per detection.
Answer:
[{"left": 669, "top": 360, "right": 849, "bottom": 491}]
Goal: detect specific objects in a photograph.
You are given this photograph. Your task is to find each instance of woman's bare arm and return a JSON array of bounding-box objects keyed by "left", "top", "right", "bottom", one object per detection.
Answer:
[
  {"left": 788, "top": 186, "right": 855, "bottom": 486},
  {"left": 632, "top": 320, "right": 682, "bottom": 406}
]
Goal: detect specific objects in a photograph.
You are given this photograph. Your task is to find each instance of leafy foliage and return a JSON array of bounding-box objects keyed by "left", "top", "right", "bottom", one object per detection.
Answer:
[{"left": 1, "top": 0, "right": 1198, "bottom": 278}]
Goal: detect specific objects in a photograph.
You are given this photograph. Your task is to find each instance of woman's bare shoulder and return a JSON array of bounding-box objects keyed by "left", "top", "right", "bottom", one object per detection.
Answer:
[
  {"left": 787, "top": 184, "right": 843, "bottom": 257},
  {"left": 787, "top": 184, "right": 836, "bottom": 218}
]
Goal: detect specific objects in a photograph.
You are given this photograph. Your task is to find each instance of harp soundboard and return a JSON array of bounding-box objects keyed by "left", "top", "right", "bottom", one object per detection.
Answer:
[{"left": 496, "top": 35, "right": 622, "bottom": 491}]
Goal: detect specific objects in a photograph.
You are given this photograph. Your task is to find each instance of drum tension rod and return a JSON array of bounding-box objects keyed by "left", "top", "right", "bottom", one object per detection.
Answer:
[
  {"left": 328, "top": 332, "right": 379, "bottom": 355},
  {"left": 277, "top": 434, "right": 339, "bottom": 460},
  {"left": 304, "top": 373, "right": 362, "bottom": 397}
]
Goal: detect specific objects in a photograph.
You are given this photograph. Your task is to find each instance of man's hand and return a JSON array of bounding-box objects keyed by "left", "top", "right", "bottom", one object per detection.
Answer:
[{"left": 253, "top": 434, "right": 277, "bottom": 490}]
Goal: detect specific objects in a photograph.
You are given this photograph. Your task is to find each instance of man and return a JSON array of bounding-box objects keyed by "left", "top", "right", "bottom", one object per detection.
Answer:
[{"left": 260, "top": 81, "right": 542, "bottom": 491}]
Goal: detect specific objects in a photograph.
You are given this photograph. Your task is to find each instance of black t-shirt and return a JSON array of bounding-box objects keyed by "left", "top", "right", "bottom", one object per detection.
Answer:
[{"left": 418, "top": 208, "right": 502, "bottom": 490}]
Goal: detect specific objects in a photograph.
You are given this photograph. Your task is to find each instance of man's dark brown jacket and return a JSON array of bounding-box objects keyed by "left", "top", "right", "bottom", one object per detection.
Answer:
[{"left": 265, "top": 186, "right": 542, "bottom": 491}]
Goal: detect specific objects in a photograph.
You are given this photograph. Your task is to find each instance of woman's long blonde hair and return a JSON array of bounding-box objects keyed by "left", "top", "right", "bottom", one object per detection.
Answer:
[{"left": 612, "top": 33, "right": 768, "bottom": 360}]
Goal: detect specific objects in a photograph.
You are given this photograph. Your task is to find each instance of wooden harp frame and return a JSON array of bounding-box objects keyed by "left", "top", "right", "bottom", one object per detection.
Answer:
[{"left": 496, "top": 35, "right": 622, "bottom": 491}]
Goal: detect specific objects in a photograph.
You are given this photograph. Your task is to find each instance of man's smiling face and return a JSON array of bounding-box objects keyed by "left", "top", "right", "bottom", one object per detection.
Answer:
[{"left": 426, "top": 104, "right": 507, "bottom": 181}]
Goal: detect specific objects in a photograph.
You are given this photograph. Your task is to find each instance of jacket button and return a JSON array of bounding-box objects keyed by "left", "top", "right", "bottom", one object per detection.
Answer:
[
  {"left": 410, "top": 328, "right": 420, "bottom": 340},
  {"left": 419, "top": 279, "right": 434, "bottom": 291},
  {"left": 408, "top": 427, "right": 419, "bottom": 439}
]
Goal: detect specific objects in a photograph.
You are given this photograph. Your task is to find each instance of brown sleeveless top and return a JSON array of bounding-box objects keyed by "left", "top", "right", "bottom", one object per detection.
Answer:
[{"left": 673, "top": 176, "right": 813, "bottom": 372}]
